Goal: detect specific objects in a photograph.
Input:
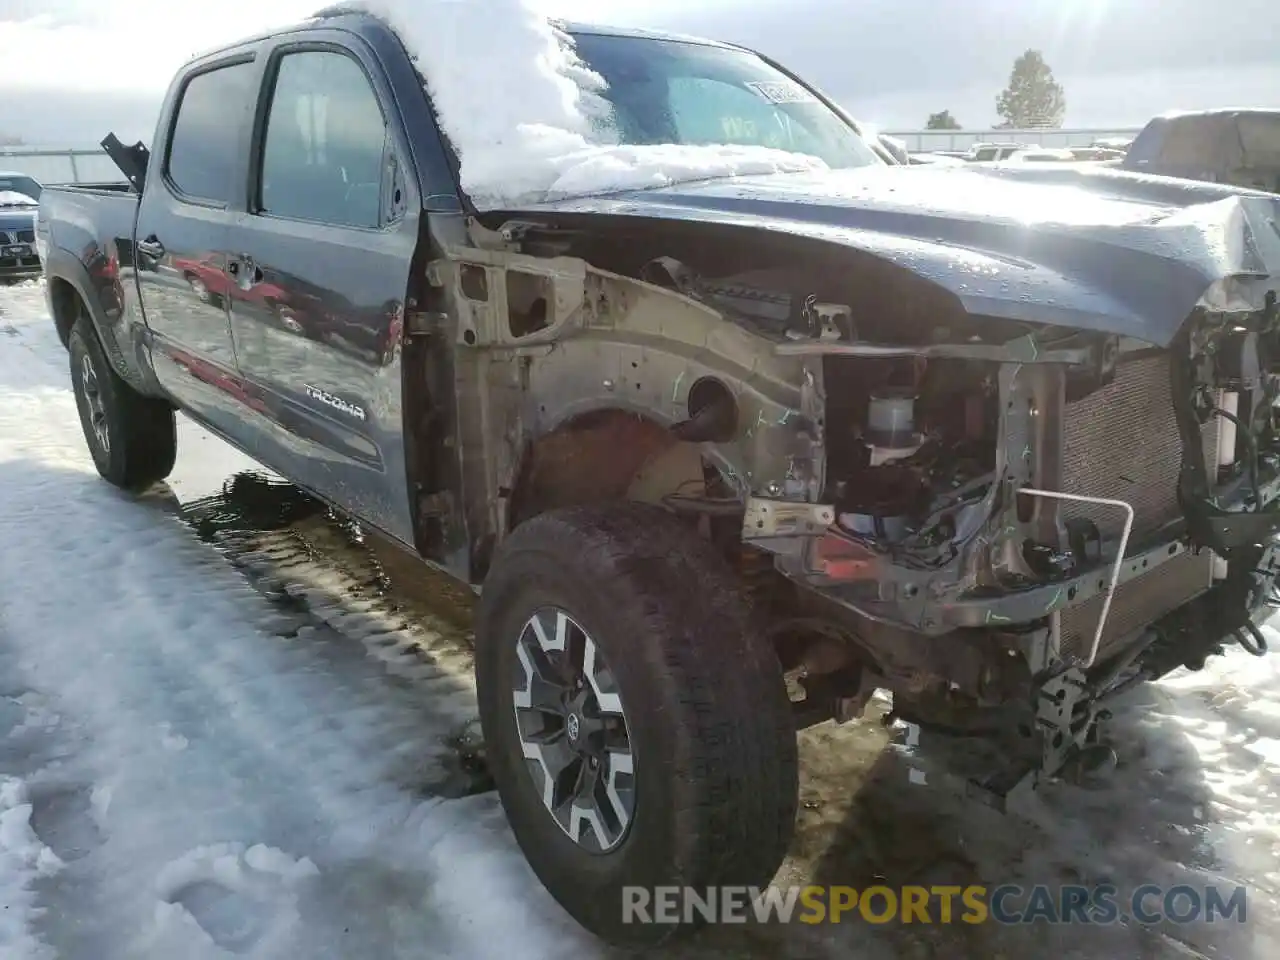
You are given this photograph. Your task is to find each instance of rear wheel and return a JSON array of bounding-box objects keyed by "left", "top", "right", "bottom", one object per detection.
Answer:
[
  {"left": 475, "top": 503, "right": 798, "bottom": 946},
  {"left": 69, "top": 318, "right": 177, "bottom": 491}
]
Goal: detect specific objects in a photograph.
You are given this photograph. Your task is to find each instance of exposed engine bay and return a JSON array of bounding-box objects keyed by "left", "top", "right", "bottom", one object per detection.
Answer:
[
  {"left": 454, "top": 214, "right": 1280, "bottom": 802},
  {"left": 704, "top": 264, "right": 1280, "bottom": 798}
]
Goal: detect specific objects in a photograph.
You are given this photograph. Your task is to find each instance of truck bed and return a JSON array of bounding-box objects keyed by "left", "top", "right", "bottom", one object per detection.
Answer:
[
  {"left": 38, "top": 184, "right": 139, "bottom": 274},
  {"left": 51, "top": 182, "right": 137, "bottom": 195}
]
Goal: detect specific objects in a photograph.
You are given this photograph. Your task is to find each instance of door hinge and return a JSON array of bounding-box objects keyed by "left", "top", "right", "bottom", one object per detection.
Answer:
[
  {"left": 405, "top": 310, "right": 448, "bottom": 338},
  {"left": 418, "top": 490, "right": 455, "bottom": 518},
  {"left": 425, "top": 261, "right": 448, "bottom": 287}
]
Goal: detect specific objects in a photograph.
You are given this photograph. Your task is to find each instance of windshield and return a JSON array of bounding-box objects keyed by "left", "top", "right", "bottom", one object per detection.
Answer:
[
  {"left": 569, "top": 33, "right": 881, "bottom": 170},
  {"left": 0, "top": 176, "right": 41, "bottom": 203}
]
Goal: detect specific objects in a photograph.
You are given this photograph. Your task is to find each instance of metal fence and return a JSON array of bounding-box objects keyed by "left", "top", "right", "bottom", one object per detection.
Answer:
[
  {"left": 881, "top": 127, "right": 1143, "bottom": 152},
  {"left": 0, "top": 147, "right": 127, "bottom": 185},
  {"left": 2, "top": 129, "right": 1147, "bottom": 185}
]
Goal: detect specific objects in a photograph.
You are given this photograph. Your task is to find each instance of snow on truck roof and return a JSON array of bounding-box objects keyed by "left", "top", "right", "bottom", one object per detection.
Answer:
[{"left": 207, "top": 1, "right": 870, "bottom": 209}]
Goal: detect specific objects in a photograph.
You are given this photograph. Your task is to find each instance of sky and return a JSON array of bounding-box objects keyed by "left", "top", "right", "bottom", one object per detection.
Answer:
[{"left": 1, "top": 0, "right": 1278, "bottom": 145}]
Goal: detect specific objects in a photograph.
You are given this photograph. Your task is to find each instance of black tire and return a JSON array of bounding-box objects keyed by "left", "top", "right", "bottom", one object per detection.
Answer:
[
  {"left": 69, "top": 318, "right": 177, "bottom": 491},
  {"left": 475, "top": 503, "right": 798, "bottom": 947}
]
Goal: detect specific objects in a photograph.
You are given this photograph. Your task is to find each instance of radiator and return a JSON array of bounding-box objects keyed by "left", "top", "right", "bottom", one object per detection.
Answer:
[
  {"left": 1059, "top": 549, "right": 1213, "bottom": 663},
  {"left": 1057, "top": 353, "right": 1217, "bottom": 663}
]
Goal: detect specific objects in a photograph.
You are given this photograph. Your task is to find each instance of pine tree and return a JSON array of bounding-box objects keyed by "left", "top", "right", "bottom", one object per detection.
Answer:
[
  {"left": 995, "top": 51, "right": 1065, "bottom": 128},
  {"left": 926, "top": 110, "right": 961, "bottom": 130}
]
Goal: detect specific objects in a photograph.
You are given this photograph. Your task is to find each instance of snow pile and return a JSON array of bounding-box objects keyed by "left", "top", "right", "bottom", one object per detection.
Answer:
[
  {"left": 0, "top": 190, "right": 38, "bottom": 208},
  {"left": 333, "top": 0, "right": 828, "bottom": 205},
  {"left": 0, "top": 777, "right": 61, "bottom": 960},
  {"left": 141, "top": 843, "right": 320, "bottom": 956}
]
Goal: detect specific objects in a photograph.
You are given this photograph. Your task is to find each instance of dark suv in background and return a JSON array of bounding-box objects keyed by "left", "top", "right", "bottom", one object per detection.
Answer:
[{"left": 0, "top": 171, "right": 43, "bottom": 282}]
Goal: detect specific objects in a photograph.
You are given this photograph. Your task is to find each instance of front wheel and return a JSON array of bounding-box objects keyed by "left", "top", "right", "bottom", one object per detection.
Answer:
[
  {"left": 185, "top": 273, "right": 211, "bottom": 304},
  {"left": 69, "top": 318, "right": 177, "bottom": 491},
  {"left": 475, "top": 503, "right": 798, "bottom": 947}
]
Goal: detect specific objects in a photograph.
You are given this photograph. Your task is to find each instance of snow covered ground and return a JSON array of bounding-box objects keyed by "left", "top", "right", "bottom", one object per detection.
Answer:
[
  {"left": 0, "top": 282, "right": 599, "bottom": 959},
  {"left": 1, "top": 277, "right": 1279, "bottom": 958}
]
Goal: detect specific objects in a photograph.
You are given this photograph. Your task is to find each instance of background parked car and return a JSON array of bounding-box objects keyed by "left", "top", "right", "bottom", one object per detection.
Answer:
[
  {"left": 1068, "top": 146, "right": 1127, "bottom": 162},
  {"left": 965, "top": 141, "right": 1026, "bottom": 161},
  {"left": 1121, "top": 108, "right": 1280, "bottom": 193},
  {"left": 0, "top": 172, "right": 42, "bottom": 283},
  {"left": 907, "top": 152, "right": 966, "bottom": 165},
  {"left": 1003, "top": 147, "right": 1077, "bottom": 163}
]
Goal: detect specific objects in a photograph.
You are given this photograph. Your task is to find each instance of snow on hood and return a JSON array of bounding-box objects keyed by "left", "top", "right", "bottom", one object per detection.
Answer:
[
  {"left": 333, "top": 0, "right": 828, "bottom": 207},
  {"left": 0, "top": 190, "right": 37, "bottom": 209}
]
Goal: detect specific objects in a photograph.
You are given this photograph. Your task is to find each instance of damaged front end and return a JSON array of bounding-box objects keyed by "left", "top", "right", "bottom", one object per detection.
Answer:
[
  {"left": 443, "top": 204, "right": 1280, "bottom": 806},
  {"left": 737, "top": 281, "right": 1280, "bottom": 801}
]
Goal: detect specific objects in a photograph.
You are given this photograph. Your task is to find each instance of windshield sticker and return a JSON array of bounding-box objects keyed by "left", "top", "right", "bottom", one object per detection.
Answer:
[{"left": 745, "top": 80, "right": 818, "bottom": 105}]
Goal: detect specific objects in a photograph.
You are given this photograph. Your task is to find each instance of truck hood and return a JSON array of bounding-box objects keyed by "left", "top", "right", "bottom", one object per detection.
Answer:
[{"left": 514, "top": 163, "right": 1280, "bottom": 346}]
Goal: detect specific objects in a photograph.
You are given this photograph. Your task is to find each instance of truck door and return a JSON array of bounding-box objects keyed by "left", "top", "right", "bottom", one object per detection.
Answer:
[
  {"left": 224, "top": 37, "right": 419, "bottom": 546},
  {"left": 133, "top": 56, "right": 256, "bottom": 429}
]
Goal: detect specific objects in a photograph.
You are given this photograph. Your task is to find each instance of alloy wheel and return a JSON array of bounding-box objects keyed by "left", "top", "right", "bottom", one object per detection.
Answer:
[
  {"left": 79, "top": 353, "right": 110, "bottom": 455},
  {"left": 511, "top": 607, "right": 635, "bottom": 853}
]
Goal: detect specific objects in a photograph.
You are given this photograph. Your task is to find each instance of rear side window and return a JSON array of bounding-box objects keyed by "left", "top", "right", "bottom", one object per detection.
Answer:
[
  {"left": 1124, "top": 119, "right": 1167, "bottom": 166},
  {"left": 1238, "top": 114, "right": 1280, "bottom": 165},
  {"left": 166, "top": 61, "right": 256, "bottom": 203},
  {"left": 256, "top": 50, "right": 389, "bottom": 229},
  {"left": 1151, "top": 118, "right": 1215, "bottom": 166}
]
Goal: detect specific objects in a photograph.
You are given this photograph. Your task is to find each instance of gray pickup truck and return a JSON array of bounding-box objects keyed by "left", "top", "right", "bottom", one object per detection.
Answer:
[
  {"left": 1122, "top": 108, "right": 1280, "bottom": 193},
  {"left": 35, "top": 9, "right": 1280, "bottom": 946}
]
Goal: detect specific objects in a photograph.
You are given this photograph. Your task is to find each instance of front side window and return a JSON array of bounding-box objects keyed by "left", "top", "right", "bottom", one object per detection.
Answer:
[
  {"left": 167, "top": 61, "right": 256, "bottom": 203},
  {"left": 258, "top": 50, "right": 388, "bottom": 229}
]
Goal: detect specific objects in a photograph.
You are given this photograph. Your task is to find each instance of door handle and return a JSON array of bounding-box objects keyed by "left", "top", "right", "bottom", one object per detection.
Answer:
[{"left": 135, "top": 235, "right": 165, "bottom": 259}]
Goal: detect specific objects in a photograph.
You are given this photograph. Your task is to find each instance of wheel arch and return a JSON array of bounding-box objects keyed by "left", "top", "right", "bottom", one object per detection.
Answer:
[
  {"left": 504, "top": 403, "right": 726, "bottom": 536},
  {"left": 47, "top": 274, "right": 82, "bottom": 349},
  {"left": 43, "top": 247, "right": 165, "bottom": 400}
]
